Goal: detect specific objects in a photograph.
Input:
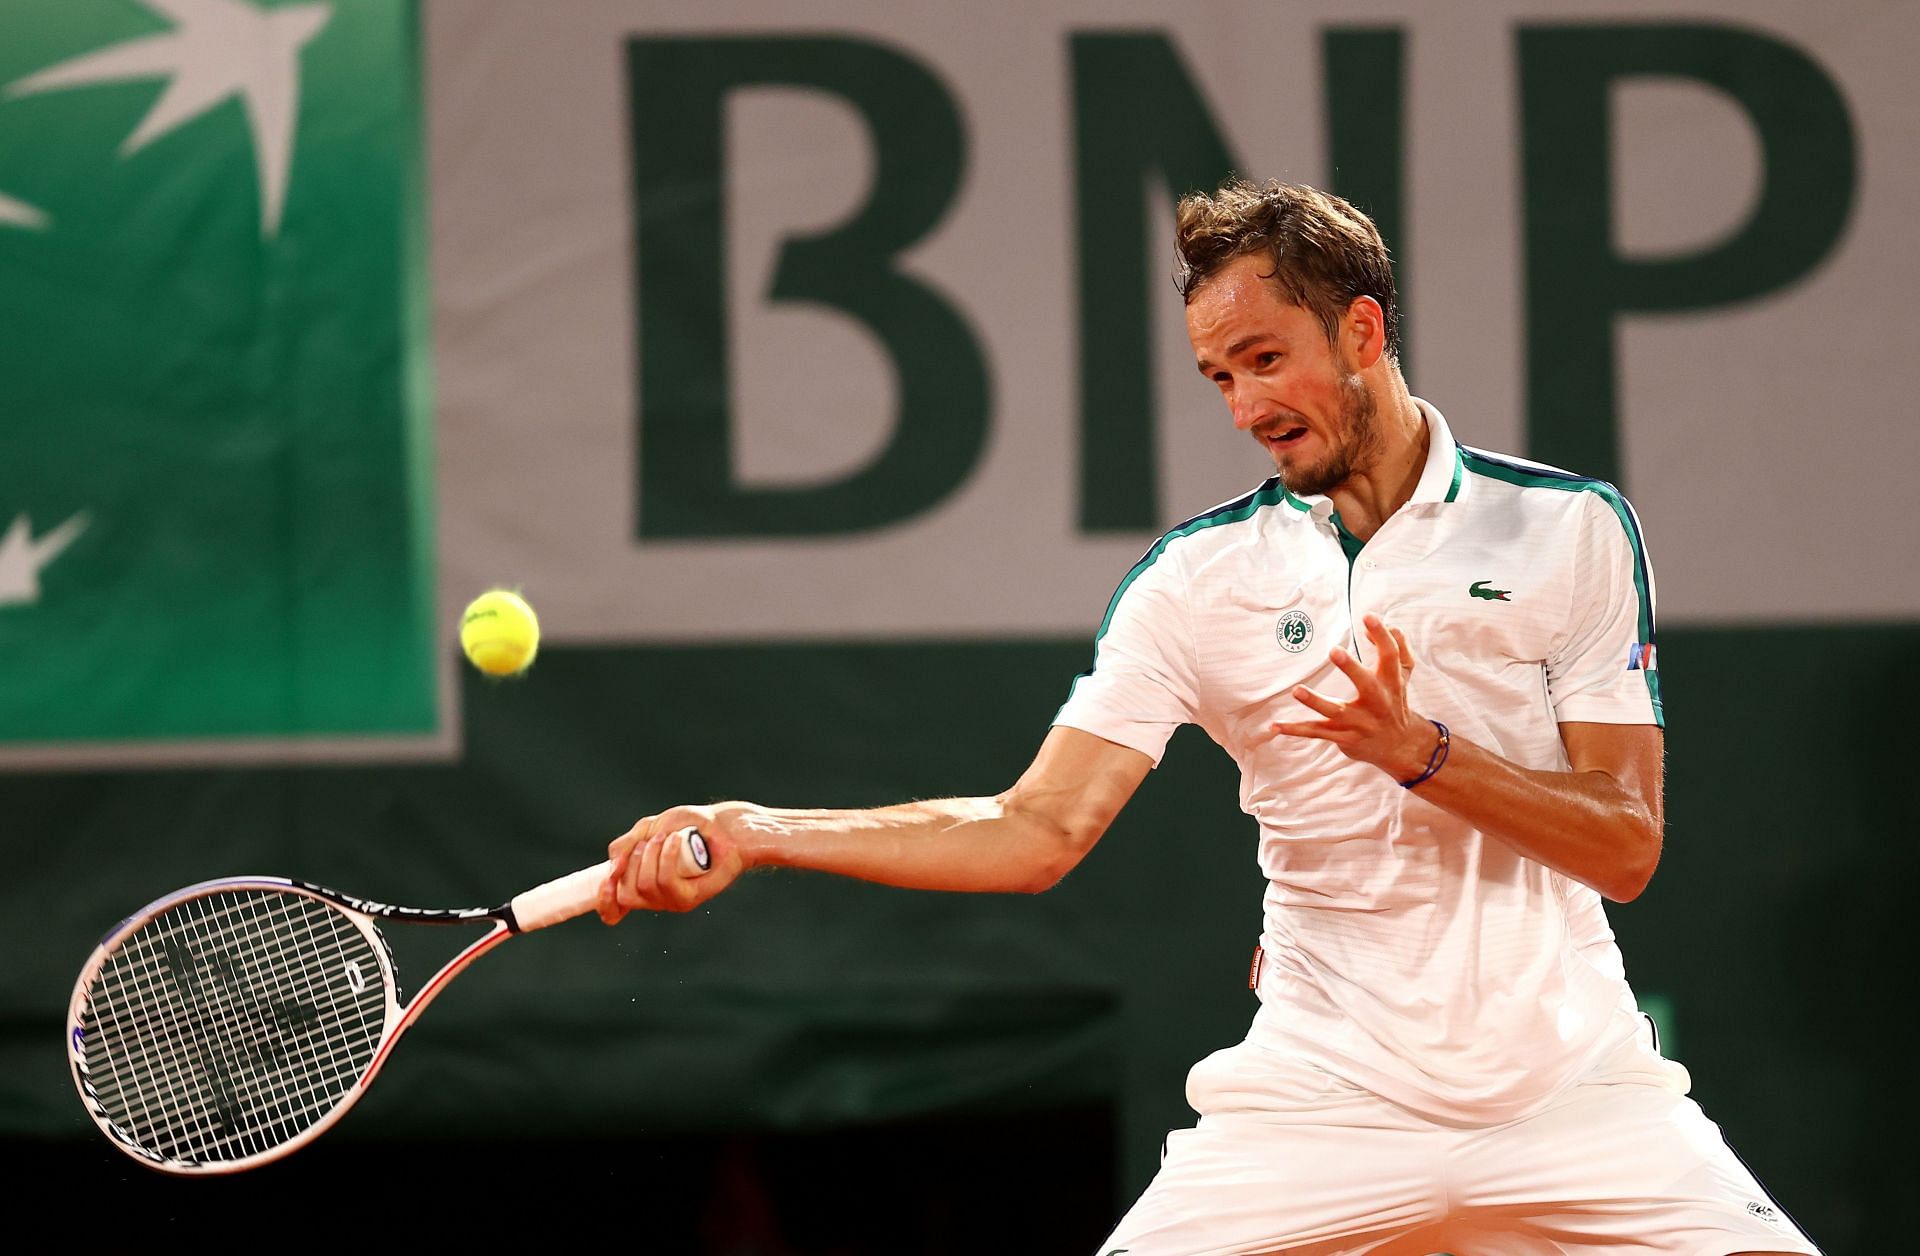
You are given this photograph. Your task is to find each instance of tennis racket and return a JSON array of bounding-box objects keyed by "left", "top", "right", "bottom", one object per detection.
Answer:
[{"left": 66, "top": 827, "right": 711, "bottom": 1175}]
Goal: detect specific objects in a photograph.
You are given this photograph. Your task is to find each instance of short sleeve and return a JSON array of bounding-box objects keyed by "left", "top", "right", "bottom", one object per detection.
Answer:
[
  {"left": 1547, "top": 489, "right": 1664, "bottom": 727},
  {"left": 1052, "top": 541, "right": 1200, "bottom": 764}
]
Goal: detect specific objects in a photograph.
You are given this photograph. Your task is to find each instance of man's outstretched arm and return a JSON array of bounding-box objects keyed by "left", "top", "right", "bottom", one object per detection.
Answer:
[{"left": 597, "top": 725, "right": 1154, "bottom": 923}]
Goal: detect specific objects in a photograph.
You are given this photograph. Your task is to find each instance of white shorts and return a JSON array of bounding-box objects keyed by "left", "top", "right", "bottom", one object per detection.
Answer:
[{"left": 1095, "top": 1027, "right": 1821, "bottom": 1256}]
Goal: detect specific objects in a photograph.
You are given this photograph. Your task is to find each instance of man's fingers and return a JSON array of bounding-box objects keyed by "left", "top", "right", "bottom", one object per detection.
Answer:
[
  {"left": 1361, "top": 615, "right": 1407, "bottom": 679},
  {"left": 595, "top": 880, "right": 623, "bottom": 925},
  {"left": 602, "top": 816, "right": 656, "bottom": 914},
  {"left": 1367, "top": 616, "right": 1399, "bottom": 666},
  {"left": 652, "top": 830, "right": 698, "bottom": 910},
  {"left": 1354, "top": 618, "right": 1414, "bottom": 706},
  {"left": 607, "top": 815, "right": 657, "bottom": 862},
  {"left": 1328, "top": 646, "right": 1384, "bottom": 702},
  {"left": 1291, "top": 685, "right": 1347, "bottom": 718},
  {"left": 618, "top": 830, "right": 665, "bottom": 911},
  {"left": 1328, "top": 645, "right": 1364, "bottom": 681}
]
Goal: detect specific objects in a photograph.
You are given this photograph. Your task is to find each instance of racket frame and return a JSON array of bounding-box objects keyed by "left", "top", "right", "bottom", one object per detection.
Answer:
[
  {"left": 73, "top": 873, "right": 541, "bottom": 1175},
  {"left": 68, "top": 832, "right": 704, "bottom": 1175}
]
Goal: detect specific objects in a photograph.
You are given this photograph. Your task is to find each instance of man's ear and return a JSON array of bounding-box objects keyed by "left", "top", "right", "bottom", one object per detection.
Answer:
[{"left": 1345, "top": 295, "right": 1387, "bottom": 369}]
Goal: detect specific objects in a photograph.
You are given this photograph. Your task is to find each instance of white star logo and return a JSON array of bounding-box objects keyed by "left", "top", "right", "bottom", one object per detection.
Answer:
[
  {"left": 0, "top": 190, "right": 48, "bottom": 230},
  {"left": 0, "top": 512, "right": 90, "bottom": 607},
  {"left": 5, "top": 0, "right": 333, "bottom": 238}
]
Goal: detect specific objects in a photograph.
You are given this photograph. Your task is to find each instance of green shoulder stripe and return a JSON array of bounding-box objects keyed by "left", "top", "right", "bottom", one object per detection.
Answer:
[
  {"left": 1092, "top": 478, "right": 1299, "bottom": 643},
  {"left": 1459, "top": 448, "right": 1663, "bottom": 724},
  {"left": 1055, "top": 479, "right": 1299, "bottom": 720}
]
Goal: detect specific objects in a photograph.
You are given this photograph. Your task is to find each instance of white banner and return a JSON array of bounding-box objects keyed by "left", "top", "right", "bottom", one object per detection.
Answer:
[{"left": 427, "top": 0, "right": 1920, "bottom": 643}]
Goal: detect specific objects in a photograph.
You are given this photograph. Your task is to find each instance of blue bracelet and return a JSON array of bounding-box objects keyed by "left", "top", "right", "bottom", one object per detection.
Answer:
[{"left": 1400, "top": 719, "right": 1450, "bottom": 788}]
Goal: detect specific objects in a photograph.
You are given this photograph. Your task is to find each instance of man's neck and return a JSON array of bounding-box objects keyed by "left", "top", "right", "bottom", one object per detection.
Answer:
[{"left": 1327, "top": 381, "right": 1426, "bottom": 541}]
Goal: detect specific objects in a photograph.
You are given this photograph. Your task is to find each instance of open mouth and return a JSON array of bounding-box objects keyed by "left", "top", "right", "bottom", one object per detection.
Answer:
[{"left": 1268, "top": 426, "right": 1309, "bottom": 446}]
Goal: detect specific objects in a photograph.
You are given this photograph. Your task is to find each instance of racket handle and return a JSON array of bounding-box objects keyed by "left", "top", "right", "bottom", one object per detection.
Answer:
[{"left": 508, "top": 827, "right": 714, "bottom": 932}]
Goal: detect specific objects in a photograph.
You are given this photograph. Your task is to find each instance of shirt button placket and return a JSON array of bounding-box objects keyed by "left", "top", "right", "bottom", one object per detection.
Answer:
[{"left": 1352, "top": 555, "right": 1384, "bottom": 654}]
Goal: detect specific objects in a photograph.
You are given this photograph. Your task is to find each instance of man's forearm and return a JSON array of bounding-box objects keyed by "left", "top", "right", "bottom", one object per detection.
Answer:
[
  {"left": 1403, "top": 730, "right": 1661, "bottom": 902},
  {"left": 719, "top": 728, "right": 1150, "bottom": 895},
  {"left": 724, "top": 795, "right": 1091, "bottom": 894}
]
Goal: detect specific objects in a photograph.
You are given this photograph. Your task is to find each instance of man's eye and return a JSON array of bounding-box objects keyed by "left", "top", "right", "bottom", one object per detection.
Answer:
[{"left": 1257, "top": 352, "right": 1282, "bottom": 367}]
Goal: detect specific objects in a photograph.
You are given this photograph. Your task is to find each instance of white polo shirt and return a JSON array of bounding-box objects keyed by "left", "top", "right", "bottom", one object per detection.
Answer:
[{"left": 1054, "top": 399, "right": 1666, "bottom": 1124}]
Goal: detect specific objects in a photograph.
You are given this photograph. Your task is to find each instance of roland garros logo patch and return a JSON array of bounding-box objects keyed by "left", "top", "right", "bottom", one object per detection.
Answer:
[{"left": 1275, "top": 610, "right": 1313, "bottom": 653}]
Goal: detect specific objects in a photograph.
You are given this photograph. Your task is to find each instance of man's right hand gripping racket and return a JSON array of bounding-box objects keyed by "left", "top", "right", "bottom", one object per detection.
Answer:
[{"left": 66, "top": 827, "right": 711, "bottom": 1175}]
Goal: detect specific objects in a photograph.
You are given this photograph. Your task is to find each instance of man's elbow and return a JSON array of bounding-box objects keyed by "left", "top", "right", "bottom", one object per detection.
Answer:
[
  {"left": 1603, "top": 817, "right": 1664, "bottom": 903},
  {"left": 1012, "top": 808, "right": 1114, "bottom": 894}
]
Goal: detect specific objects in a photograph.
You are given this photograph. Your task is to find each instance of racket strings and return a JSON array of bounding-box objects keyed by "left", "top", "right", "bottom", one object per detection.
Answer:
[
  {"left": 76, "top": 888, "right": 391, "bottom": 1166},
  {"left": 88, "top": 892, "right": 381, "bottom": 1163}
]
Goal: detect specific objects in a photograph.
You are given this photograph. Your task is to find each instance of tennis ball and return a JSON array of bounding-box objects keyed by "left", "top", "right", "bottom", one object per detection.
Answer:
[{"left": 460, "top": 589, "right": 540, "bottom": 677}]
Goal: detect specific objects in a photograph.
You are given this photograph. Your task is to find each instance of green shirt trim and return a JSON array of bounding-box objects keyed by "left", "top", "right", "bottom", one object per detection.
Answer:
[
  {"left": 1056, "top": 479, "right": 1296, "bottom": 720},
  {"left": 1092, "top": 479, "right": 1295, "bottom": 642},
  {"left": 1458, "top": 448, "right": 1663, "bottom": 724}
]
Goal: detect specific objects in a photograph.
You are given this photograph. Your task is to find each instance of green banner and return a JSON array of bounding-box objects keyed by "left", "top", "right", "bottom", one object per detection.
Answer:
[{"left": 0, "top": 0, "right": 434, "bottom": 754}]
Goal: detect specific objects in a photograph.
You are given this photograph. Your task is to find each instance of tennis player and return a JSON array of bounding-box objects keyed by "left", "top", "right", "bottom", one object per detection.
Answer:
[{"left": 600, "top": 178, "right": 1819, "bottom": 1255}]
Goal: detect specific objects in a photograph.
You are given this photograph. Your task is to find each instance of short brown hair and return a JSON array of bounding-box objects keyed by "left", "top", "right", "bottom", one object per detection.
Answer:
[{"left": 1174, "top": 178, "right": 1400, "bottom": 358}]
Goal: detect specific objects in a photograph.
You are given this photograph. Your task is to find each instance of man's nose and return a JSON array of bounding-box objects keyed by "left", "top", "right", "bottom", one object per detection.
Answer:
[{"left": 1231, "top": 389, "right": 1271, "bottom": 432}]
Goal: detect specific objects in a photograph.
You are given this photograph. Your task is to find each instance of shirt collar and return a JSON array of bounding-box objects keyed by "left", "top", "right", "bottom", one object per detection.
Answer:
[{"left": 1409, "top": 397, "right": 1468, "bottom": 506}]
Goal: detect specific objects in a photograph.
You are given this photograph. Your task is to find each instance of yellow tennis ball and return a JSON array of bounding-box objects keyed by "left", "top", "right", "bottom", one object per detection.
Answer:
[{"left": 460, "top": 589, "right": 540, "bottom": 677}]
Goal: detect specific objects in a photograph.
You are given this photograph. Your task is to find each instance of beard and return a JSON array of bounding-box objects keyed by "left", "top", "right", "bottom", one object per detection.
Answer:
[{"left": 1268, "top": 367, "right": 1380, "bottom": 497}]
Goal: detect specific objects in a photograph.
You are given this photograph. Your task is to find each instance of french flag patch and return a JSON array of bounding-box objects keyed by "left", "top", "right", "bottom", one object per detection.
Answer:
[{"left": 1627, "top": 642, "right": 1658, "bottom": 671}]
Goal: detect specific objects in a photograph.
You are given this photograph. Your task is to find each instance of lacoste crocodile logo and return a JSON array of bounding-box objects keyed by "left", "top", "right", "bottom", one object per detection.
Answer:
[{"left": 1469, "top": 580, "right": 1512, "bottom": 601}]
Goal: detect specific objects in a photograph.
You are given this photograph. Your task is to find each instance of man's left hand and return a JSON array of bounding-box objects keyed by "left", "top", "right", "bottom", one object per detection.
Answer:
[{"left": 1271, "top": 612, "right": 1439, "bottom": 783}]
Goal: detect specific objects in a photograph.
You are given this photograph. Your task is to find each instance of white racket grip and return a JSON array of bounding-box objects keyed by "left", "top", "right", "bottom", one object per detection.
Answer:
[
  {"left": 511, "top": 861, "right": 613, "bottom": 932},
  {"left": 509, "top": 827, "right": 713, "bottom": 932}
]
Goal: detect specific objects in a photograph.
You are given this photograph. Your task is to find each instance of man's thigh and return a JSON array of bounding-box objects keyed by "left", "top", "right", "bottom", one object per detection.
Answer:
[
  {"left": 1094, "top": 1039, "right": 1462, "bottom": 1255},
  {"left": 1448, "top": 1077, "right": 1822, "bottom": 1255},
  {"left": 1093, "top": 1112, "right": 1452, "bottom": 1256}
]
